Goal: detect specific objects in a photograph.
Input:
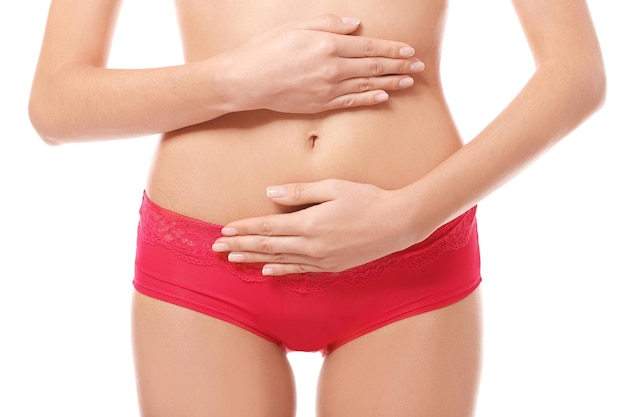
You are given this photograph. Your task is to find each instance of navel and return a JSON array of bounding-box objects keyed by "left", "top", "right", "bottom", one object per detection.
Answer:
[{"left": 308, "top": 133, "right": 319, "bottom": 149}]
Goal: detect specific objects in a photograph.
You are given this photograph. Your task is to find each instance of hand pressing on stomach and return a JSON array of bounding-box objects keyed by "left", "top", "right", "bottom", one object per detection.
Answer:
[
  {"left": 218, "top": 14, "right": 424, "bottom": 114},
  {"left": 212, "top": 179, "right": 426, "bottom": 275},
  {"left": 29, "top": 12, "right": 423, "bottom": 144}
]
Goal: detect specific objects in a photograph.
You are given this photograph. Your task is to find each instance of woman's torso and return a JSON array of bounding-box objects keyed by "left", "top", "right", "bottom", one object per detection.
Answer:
[{"left": 146, "top": 0, "right": 460, "bottom": 224}]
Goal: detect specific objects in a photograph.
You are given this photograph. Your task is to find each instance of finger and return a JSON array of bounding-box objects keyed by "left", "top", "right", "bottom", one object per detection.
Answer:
[
  {"left": 214, "top": 235, "right": 310, "bottom": 255},
  {"left": 218, "top": 180, "right": 342, "bottom": 237},
  {"left": 324, "top": 90, "right": 390, "bottom": 110},
  {"left": 266, "top": 180, "right": 342, "bottom": 206},
  {"left": 335, "top": 35, "right": 416, "bottom": 59},
  {"left": 335, "top": 74, "right": 415, "bottom": 95},
  {"left": 262, "top": 263, "right": 326, "bottom": 276},
  {"left": 336, "top": 57, "right": 424, "bottom": 81},
  {"left": 288, "top": 14, "right": 361, "bottom": 35},
  {"left": 287, "top": 15, "right": 416, "bottom": 59},
  {"left": 219, "top": 210, "right": 309, "bottom": 237},
  {"left": 226, "top": 250, "right": 317, "bottom": 267},
  {"left": 322, "top": 75, "right": 417, "bottom": 110}
]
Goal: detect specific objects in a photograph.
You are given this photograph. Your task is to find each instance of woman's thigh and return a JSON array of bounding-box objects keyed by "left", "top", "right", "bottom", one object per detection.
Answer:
[
  {"left": 131, "top": 291, "right": 296, "bottom": 417},
  {"left": 317, "top": 289, "right": 483, "bottom": 417}
]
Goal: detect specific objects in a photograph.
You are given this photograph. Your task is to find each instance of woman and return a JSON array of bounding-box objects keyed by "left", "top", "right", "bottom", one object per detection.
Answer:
[{"left": 29, "top": 1, "right": 605, "bottom": 416}]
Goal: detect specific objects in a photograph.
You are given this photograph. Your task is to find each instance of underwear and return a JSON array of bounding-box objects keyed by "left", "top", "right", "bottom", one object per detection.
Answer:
[{"left": 134, "top": 192, "right": 482, "bottom": 355}]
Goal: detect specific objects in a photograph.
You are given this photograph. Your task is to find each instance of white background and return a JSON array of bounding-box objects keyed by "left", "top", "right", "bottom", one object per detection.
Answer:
[{"left": 1, "top": 1, "right": 624, "bottom": 416}]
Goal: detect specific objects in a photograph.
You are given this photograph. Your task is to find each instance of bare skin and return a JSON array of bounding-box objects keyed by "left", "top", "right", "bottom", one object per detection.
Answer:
[
  {"left": 212, "top": 1, "right": 606, "bottom": 276},
  {"left": 30, "top": 0, "right": 605, "bottom": 416},
  {"left": 131, "top": 291, "right": 298, "bottom": 416}
]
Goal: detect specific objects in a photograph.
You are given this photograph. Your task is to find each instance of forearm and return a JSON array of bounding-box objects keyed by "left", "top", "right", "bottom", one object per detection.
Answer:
[
  {"left": 28, "top": 58, "right": 235, "bottom": 145},
  {"left": 400, "top": 58, "right": 606, "bottom": 241},
  {"left": 207, "top": 1, "right": 607, "bottom": 275},
  {"left": 30, "top": 12, "right": 421, "bottom": 146}
]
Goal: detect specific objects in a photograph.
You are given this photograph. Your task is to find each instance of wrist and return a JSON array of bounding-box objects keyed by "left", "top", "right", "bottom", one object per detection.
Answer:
[
  {"left": 200, "top": 54, "right": 256, "bottom": 116},
  {"left": 393, "top": 181, "right": 450, "bottom": 247}
]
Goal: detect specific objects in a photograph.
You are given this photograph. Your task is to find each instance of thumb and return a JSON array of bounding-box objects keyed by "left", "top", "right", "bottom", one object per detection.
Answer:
[
  {"left": 266, "top": 180, "right": 340, "bottom": 206},
  {"left": 291, "top": 14, "right": 361, "bottom": 35}
]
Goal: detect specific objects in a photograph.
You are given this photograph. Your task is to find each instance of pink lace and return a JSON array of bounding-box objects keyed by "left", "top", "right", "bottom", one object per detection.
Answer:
[{"left": 138, "top": 193, "right": 477, "bottom": 294}]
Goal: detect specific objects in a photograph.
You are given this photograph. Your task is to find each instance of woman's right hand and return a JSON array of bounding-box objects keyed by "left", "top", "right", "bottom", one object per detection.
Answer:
[
  {"left": 217, "top": 14, "right": 425, "bottom": 113},
  {"left": 30, "top": 4, "right": 424, "bottom": 144}
]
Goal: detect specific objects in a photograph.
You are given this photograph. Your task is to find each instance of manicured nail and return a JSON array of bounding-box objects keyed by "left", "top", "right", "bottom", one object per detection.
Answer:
[
  {"left": 266, "top": 186, "right": 287, "bottom": 198},
  {"left": 410, "top": 61, "right": 425, "bottom": 72},
  {"left": 212, "top": 243, "right": 229, "bottom": 252},
  {"left": 221, "top": 227, "right": 238, "bottom": 236},
  {"left": 399, "top": 77, "right": 414, "bottom": 87},
  {"left": 228, "top": 253, "right": 245, "bottom": 262},
  {"left": 399, "top": 47, "right": 415, "bottom": 57},
  {"left": 262, "top": 266, "right": 274, "bottom": 276},
  {"left": 374, "top": 92, "right": 389, "bottom": 102},
  {"left": 341, "top": 17, "right": 360, "bottom": 26}
]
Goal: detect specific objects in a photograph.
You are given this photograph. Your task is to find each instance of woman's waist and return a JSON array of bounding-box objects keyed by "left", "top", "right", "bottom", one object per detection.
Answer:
[{"left": 147, "top": 101, "right": 461, "bottom": 223}]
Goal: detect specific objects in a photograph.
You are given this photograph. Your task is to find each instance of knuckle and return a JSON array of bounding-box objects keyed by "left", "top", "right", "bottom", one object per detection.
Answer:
[
  {"left": 258, "top": 237, "right": 272, "bottom": 253},
  {"left": 323, "top": 63, "right": 341, "bottom": 81},
  {"left": 369, "top": 59, "right": 384, "bottom": 76},
  {"left": 261, "top": 220, "right": 273, "bottom": 236},
  {"left": 313, "top": 63, "right": 335, "bottom": 82},
  {"left": 316, "top": 37, "right": 337, "bottom": 56},
  {"left": 320, "top": 13, "right": 338, "bottom": 27},
  {"left": 363, "top": 39, "right": 375, "bottom": 57},
  {"left": 341, "top": 95, "right": 357, "bottom": 108},
  {"left": 274, "top": 253, "right": 288, "bottom": 264},
  {"left": 291, "top": 183, "right": 306, "bottom": 201},
  {"left": 358, "top": 78, "right": 372, "bottom": 92}
]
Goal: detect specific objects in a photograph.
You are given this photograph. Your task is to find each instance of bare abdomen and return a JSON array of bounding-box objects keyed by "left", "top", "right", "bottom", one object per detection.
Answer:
[{"left": 145, "top": 89, "right": 461, "bottom": 224}]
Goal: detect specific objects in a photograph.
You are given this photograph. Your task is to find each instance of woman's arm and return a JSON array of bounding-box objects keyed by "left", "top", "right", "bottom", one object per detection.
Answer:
[
  {"left": 212, "top": 0, "right": 606, "bottom": 275},
  {"left": 397, "top": 0, "right": 606, "bottom": 236},
  {"left": 29, "top": 1, "right": 422, "bottom": 145}
]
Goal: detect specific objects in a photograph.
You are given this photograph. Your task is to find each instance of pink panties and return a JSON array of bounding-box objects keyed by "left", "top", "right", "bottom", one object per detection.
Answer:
[{"left": 133, "top": 192, "right": 482, "bottom": 354}]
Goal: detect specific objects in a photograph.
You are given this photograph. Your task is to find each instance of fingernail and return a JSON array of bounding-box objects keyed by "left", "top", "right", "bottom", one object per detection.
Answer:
[
  {"left": 212, "top": 242, "right": 229, "bottom": 252},
  {"left": 262, "top": 266, "right": 274, "bottom": 276},
  {"left": 375, "top": 92, "right": 389, "bottom": 102},
  {"left": 228, "top": 253, "right": 245, "bottom": 262},
  {"left": 341, "top": 17, "right": 360, "bottom": 25},
  {"left": 266, "top": 186, "right": 287, "bottom": 198},
  {"left": 399, "top": 77, "right": 414, "bottom": 87},
  {"left": 221, "top": 227, "right": 238, "bottom": 236},
  {"left": 400, "top": 46, "right": 415, "bottom": 57},
  {"left": 410, "top": 61, "right": 425, "bottom": 72}
]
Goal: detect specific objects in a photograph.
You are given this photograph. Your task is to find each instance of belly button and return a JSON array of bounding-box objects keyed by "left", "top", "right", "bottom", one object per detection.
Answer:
[{"left": 308, "top": 134, "right": 319, "bottom": 149}]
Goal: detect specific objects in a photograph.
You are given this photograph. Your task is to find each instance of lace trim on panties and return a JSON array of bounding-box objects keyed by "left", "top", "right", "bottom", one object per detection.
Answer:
[{"left": 138, "top": 194, "right": 477, "bottom": 294}]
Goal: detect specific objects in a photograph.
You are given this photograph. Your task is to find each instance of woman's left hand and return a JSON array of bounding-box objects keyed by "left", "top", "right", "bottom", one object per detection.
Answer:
[{"left": 212, "top": 179, "right": 419, "bottom": 276}]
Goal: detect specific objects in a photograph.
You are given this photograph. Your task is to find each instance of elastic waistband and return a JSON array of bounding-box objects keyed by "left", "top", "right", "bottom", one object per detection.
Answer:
[{"left": 137, "top": 191, "right": 478, "bottom": 293}]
